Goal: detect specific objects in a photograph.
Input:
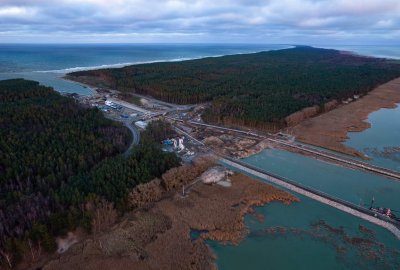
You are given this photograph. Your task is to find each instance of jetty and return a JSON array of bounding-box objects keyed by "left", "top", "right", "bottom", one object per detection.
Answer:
[
  {"left": 222, "top": 157, "right": 400, "bottom": 239},
  {"left": 171, "top": 121, "right": 400, "bottom": 238},
  {"left": 168, "top": 117, "right": 400, "bottom": 181}
]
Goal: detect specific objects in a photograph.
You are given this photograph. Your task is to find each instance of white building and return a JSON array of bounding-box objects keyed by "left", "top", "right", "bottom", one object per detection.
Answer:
[{"left": 135, "top": 121, "right": 148, "bottom": 129}]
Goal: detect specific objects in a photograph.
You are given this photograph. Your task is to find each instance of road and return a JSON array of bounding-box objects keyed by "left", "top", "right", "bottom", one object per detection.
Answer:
[
  {"left": 100, "top": 97, "right": 400, "bottom": 237},
  {"left": 124, "top": 92, "right": 196, "bottom": 111},
  {"left": 222, "top": 157, "right": 400, "bottom": 239},
  {"left": 123, "top": 121, "right": 140, "bottom": 156},
  {"left": 168, "top": 117, "right": 400, "bottom": 181},
  {"left": 171, "top": 123, "right": 400, "bottom": 238},
  {"left": 109, "top": 98, "right": 153, "bottom": 114},
  {"left": 267, "top": 138, "right": 400, "bottom": 180},
  {"left": 105, "top": 114, "right": 140, "bottom": 156}
]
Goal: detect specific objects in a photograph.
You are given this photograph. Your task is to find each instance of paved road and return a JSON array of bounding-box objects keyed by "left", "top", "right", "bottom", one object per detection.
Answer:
[
  {"left": 168, "top": 117, "right": 400, "bottom": 181},
  {"left": 125, "top": 92, "right": 195, "bottom": 111},
  {"left": 105, "top": 114, "right": 140, "bottom": 156},
  {"left": 109, "top": 98, "right": 153, "bottom": 114},
  {"left": 171, "top": 122, "right": 400, "bottom": 237},
  {"left": 123, "top": 121, "right": 140, "bottom": 156},
  {"left": 222, "top": 157, "right": 400, "bottom": 239}
]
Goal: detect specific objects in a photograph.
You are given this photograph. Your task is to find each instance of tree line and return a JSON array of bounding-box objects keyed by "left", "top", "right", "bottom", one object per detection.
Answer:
[
  {"left": 0, "top": 79, "right": 180, "bottom": 268},
  {"left": 70, "top": 47, "right": 400, "bottom": 129}
]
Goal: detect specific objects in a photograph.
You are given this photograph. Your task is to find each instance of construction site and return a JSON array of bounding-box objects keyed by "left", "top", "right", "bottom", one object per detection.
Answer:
[{"left": 73, "top": 86, "right": 400, "bottom": 240}]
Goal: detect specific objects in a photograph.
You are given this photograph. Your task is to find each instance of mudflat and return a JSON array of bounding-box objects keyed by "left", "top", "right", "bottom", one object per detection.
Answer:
[{"left": 292, "top": 78, "right": 400, "bottom": 158}]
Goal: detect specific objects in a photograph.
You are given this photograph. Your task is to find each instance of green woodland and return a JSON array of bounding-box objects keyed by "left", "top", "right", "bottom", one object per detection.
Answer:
[
  {"left": 0, "top": 79, "right": 180, "bottom": 267},
  {"left": 70, "top": 47, "right": 400, "bottom": 129}
]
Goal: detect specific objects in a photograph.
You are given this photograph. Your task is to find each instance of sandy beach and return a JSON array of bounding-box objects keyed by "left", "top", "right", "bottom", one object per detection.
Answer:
[{"left": 291, "top": 77, "right": 400, "bottom": 158}]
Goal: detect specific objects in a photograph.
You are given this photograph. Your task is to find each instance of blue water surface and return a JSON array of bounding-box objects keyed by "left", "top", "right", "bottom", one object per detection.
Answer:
[{"left": 0, "top": 43, "right": 288, "bottom": 95}]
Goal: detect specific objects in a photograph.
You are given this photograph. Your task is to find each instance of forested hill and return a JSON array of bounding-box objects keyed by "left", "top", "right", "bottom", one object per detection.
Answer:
[
  {"left": 0, "top": 79, "right": 180, "bottom": 268},
  {"left": 69, "top": 47, "right": 400, "bottom": 129}
]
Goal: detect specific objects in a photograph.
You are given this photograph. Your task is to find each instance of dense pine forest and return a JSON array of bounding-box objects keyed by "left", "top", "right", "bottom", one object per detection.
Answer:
[
  {"left": 0, "top": 79, "right": 180, "bottom": 268},
  {"left": 69, "top": 47, "right": 400, "bottom": 129}
]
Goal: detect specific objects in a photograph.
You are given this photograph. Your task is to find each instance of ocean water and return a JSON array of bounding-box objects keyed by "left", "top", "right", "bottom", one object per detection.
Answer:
[
  {"left": 2, "top": 43, "right": 400, "bottom": 269},
  {"left": 0, "top": 43, "right": 288, "bottom": 95}
]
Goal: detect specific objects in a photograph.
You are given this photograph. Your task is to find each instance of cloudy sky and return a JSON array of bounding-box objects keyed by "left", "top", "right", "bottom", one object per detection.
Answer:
[{"left": 0, "top": 0, "right": 399, "bottom": 44}]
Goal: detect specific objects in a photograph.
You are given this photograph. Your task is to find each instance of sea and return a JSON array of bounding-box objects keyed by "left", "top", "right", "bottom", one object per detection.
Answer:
[
  {"left": 1, "top": 43, "right": 400, "bottom": 269},
  {"left": 0, "top": 43, "right": 289, "bottom": 95}
]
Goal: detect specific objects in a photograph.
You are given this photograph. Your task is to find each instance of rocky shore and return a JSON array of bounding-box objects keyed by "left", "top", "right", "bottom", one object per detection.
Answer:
[{"left": 291, "top": 78, "right": 400, "bottom": 158}]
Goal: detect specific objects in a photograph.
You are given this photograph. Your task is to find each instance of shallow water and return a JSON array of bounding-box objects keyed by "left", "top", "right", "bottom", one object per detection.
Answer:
[
  {"left": 208, "top": 196, "right": 400, "bottom": 270},
  {"left": 211, "top": 108, "right": 400, "bottom": 269},
  {"left": 243, "top": 149, "right": 400, "bottom": 209},
  {"left": 0, "top": 71, "right": 94, "bottom": 95},
  {"left": 344, "top": 104, "right": 400, "bottom": 172},
  {"left": 213, "top": 147, "right": 400, "bottom": 269},
  {"left": 2, "top": 43, "right": 400, "bottom": 269},
  {"left": 213, "top": 98, "right": 400, "bottom": 269}
]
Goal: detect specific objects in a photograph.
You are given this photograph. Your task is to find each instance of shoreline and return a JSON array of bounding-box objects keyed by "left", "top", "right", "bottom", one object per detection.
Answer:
[
  {"left": 42, "top": 45, "right": 294, "bottom": 74},
  {"left": 61, "top": 47, "right": 400, "bottom": 161},
  {"left": 59, "top": 46, "right": 294, "bottom": 97},
  {"left": 38, "top": 173, "right": 298, "bottom": 270},
  {"left": 291, "top": 77, "right": 400, "bottom": 158},
  {"left": 59, "top": 75, "right": 97, "bottom": 96}
]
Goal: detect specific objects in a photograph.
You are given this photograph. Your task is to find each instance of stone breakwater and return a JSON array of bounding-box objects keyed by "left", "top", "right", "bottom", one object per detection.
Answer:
[{"left": 222, "top": 158, "right": 400, "bottom": 240}]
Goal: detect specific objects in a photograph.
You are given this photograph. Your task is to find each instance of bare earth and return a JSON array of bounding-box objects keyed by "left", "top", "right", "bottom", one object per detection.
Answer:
[
  {"left": 292, "top": 78, "right": 400, "bottom": 158},
  {"left": 39, "top": 174, "right": 298, "bottom": 270}
]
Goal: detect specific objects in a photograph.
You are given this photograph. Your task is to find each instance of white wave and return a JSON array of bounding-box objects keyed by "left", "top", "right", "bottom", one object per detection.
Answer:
[
  {"left": 34, "top": 57, "right": 204, "bottom": 73},
  {"left": 34, "top": 45, "right": 294, "bottom": 74}
]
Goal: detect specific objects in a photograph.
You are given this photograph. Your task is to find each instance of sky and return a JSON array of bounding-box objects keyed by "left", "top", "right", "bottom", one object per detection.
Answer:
[{"left": 0, "top": 0, "right": 399, "bottom": 44}]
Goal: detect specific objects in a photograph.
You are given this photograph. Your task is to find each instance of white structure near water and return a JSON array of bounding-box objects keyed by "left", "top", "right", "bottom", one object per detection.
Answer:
[
  {"left": 200, "top": 166, "right": 227, "bottom": 184},
  {"left": 135, "top": 121, "right": 148, "bottom": 129}
]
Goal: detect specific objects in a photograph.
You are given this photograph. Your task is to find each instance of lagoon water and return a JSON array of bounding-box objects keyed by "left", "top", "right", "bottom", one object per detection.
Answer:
[
  {"left": 209, "top": 196, "right": 400, "bottom": 270},
  {"left": 1, "top": 43, "right": 400, "bottom": 269},
  {"left": 244, "top": 149, "right": 400, "bottom": 209},
  {"left": 215, "top": 146, "right": 400, "bottom": 269},
  {"left": 211, "top": 46, "right": 400, "bottom": 269},
  {"left": 344, "top": 104, "right": 400, "bottom": 172}
]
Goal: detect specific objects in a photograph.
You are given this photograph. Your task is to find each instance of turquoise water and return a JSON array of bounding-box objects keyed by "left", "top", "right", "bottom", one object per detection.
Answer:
[
  {"left": 209, "top": 197, "right": 400, "bottom": 270},
  {"left": 213, "top": 94, "right": 400, "bottom": 269},
  {"left": 0, "top": 44, "right": 288, "bottom": 95},
  {"left": 2, "top": 43, "right": 400, "bottom": 269},
  {"left": 210, "top": 65, "right": 400, "bottom": 269},
  {"left": 212, "top": 149, "right": 400, "bottom": 269},
  {"left": 242, "top": 149, "right": 400, "bottom": 209},
  {"left": 344, "top": 104, "right": 400, "bottom": 172}
]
